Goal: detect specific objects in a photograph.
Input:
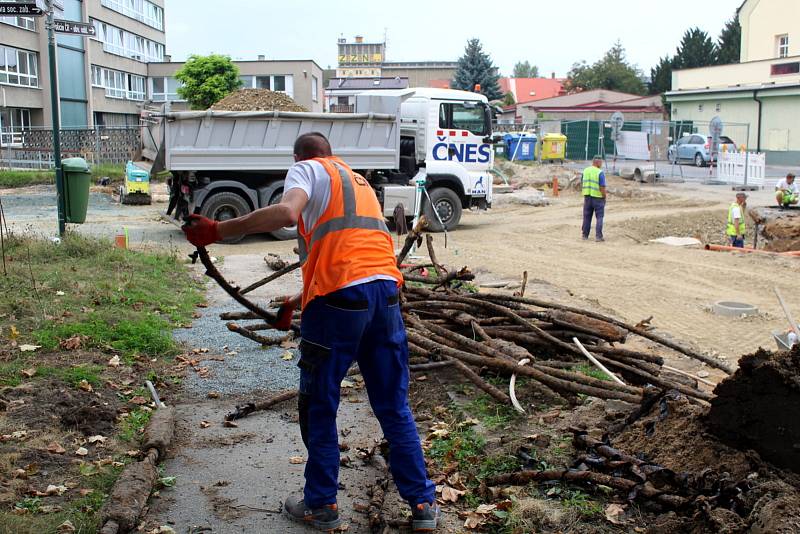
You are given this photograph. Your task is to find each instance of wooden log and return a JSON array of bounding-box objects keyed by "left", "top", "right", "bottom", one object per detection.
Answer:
[
  {"left": 219, "top": 310, "right": 262, "bottom": 320},
  {"left": 240, "top": 260, "right": 302, "bottom": 295},
  {"left": 226, "top": 322, "right": 291, "bottom": 346},
  {"left": 396, "top": 216, "right": 427, "bottom": 267}
]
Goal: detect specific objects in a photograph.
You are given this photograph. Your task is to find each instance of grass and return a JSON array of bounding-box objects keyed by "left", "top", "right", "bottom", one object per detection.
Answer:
[
  {"left": 466, "top": 394, "right": 524, "bottom": 429},
  {"left": 0, "top": 164, "right": 126, "bottom": 189},
  {"left": 0, "top": 232, "right": 203, "bottom": 368},
  {"left": 572, "top": 364, "right": 612, "bottom": 382},
  {"left": 119, "top": 408, "right": 153, "bottom": 443}
]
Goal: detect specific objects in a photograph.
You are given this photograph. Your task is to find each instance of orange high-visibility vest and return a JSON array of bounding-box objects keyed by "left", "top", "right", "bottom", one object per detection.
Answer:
[{"left": 297, "top": 156, "right": 402, "bottom": 308}]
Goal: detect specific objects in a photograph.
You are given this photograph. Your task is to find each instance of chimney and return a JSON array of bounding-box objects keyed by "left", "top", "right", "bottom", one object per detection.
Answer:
[
  {"left": 257, "top": 54, "right": 265, "bottom": 61},
  {"left": 355, "top": 35, "right": 364, "bottom": 43},
  {"left": 164, "top": 54, "right": 171, "bottom": 62},
  {"left": 551, "top": 72, "right": 555, "bottom": 79}
]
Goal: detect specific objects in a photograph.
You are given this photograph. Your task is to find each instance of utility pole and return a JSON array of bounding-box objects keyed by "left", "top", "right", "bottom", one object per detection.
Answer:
[{"left": 45, "top": 0, "right": 66, "bottom": 236}]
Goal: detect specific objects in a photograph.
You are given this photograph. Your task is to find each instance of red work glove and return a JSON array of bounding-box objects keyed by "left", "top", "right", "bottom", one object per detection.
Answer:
[
  {"left": 182, "top": 214, "right": 221, "bottom": 247},
  {"left": 274, "top": 298, "right": 297, "bottom": 331}
]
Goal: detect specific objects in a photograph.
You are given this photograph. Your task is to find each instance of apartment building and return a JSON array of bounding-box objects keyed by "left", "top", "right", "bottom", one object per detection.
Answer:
[
  {"left": 666, "top": 0, "right": 800, "bottom": 164},
  {"left": 147, "top": 58, "right": 324, "bottom": 113},
  {"left": 0, "top": 0, "right": 166, "bottom": 139}
]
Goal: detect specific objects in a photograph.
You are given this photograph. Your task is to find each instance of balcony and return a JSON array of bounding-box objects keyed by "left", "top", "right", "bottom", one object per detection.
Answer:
[{"left": 330, "top": 104, "right": 355, "bottom": 113}]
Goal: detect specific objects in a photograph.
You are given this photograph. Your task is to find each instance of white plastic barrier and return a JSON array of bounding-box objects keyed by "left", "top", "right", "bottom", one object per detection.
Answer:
[{"left": 716, "top": 151, "right": 766, "bottom": 186}]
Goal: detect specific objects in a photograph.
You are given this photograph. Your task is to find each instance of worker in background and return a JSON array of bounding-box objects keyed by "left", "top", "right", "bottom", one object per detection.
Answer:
[
  {"left": 182, "top": 132, "right": 438, "bottom": 533},
  {"left": 581, "top": 156, "right": 607, "bottom": 242},
  {"left": 775, "top": 172, "right": 799, "bottom": 208},
  {"left": 726, "top": 192, "right": 748, "bottom": 248}
]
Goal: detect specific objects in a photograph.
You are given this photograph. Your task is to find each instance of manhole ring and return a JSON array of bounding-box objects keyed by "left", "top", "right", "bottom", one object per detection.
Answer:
[{"left": 712, "top": 301, "right": 759, "bottom": 317}]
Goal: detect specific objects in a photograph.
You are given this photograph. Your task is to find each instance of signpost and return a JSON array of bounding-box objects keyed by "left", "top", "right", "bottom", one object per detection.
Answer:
[
  {"left": 610, "top": 112, "right": 624, "bottom": 173},
  {"left": 709, "top": 116, "right": 724, "bottom": 183},
  {"left": 40, "top": 0, "right": 95, "bottom": 236},
  {"left": 52, "top": 19, "right": 96, "bottom": 36},
  {"left": 0, "top": 2, "right": 43, "bottom": 15}
]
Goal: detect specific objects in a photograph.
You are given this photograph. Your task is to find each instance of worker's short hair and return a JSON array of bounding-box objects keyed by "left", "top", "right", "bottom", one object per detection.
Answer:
[
  {"left": 592, "top": 155, "right": 603, "bottom": 163},
  {"left": 294, "top": 132, "right": 332, "bottom": 161},
  {"left": 788, "top": 173, "right": 796, "bottom": 179}
]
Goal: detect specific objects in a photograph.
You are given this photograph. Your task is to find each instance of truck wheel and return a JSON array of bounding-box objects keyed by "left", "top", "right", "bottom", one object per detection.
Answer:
[
  {"left": 423, "top": 187, "right": 462, "bottom": 232},
  {"left": 267, "top": 189, "right": 298, "bottom": 241},
  {"left": 200, "top": 191, "right": 251, "bottom": 244}
]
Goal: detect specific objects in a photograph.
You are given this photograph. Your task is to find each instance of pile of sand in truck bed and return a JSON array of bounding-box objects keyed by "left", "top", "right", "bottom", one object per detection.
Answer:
[
  {"left": 210, "top": 89, "right": 307, "bottom": 112},
  {"left": 749, "top": 207, "right": 800, "bottom": 252}
]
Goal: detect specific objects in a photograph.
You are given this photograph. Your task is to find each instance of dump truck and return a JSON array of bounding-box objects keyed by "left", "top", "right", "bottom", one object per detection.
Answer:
[{"left": 140, "top": 88, "right": 494, "bottom": 242}]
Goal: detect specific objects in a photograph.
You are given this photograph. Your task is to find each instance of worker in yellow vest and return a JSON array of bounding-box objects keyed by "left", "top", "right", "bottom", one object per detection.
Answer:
[
  {"left": 183, "top": 133, "right": 438, "bottom": 532},
  {"left": 582, "top": 156, "right": 607, "bottom": 241},
  {"left": 726, "top": 192, "right": 747, "bottom": 248}
]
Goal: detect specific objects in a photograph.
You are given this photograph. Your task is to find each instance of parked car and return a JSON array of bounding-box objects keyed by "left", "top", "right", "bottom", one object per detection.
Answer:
[{"left": 668, "top": 135, "right": 737, "bottom": 167}]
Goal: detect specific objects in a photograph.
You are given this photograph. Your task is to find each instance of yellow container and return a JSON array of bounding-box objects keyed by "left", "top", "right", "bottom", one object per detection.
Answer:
[{"left": 537, "top": 133, "right": 568, "bottom": 162}]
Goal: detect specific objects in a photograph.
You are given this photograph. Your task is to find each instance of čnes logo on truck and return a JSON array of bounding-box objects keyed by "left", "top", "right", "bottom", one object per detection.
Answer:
[{"left": 432, "top": 137, "right": 491, "bottom": 163}]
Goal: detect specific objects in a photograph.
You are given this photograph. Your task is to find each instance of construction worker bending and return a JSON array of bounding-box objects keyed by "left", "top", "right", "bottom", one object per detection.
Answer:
[
  {"left": 727, "top": 192, "right": 748, "bottom": 248},
  {"left": 581, "top": 156, "right": 607, "bottom": 242},
  {"left": 775, "top": 172, "right": 799, "bottom": 208},
  {"left": 182, "top": 132, "right": 438, "bottom": 532}
]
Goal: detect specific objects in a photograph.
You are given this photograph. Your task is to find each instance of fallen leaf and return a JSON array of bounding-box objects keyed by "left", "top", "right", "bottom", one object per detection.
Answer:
[
  {"left": 147, "top": 527, "right": 176, "bottom": 534},
  {"left": 77, "top": 380, "right": 93, "bottom": 392},
  {"left": 207, "top": 391, "right": 220, "bottom": 399},
  {"left": 75, "top": 447, "right": 89, "bottom": 456},
  {"left": 9, "top": 325, "right": 19, "bottom": 340},
  {"left": 697, "top": 370, "right": 710, "bottom": 378},
  {"left": 605, "top": 503, "right": 627, "bottom": 525},
  {"left": 289, "top": 456, "right": 305, "bottom": 464},
  {"left": 463, "top": 512, "right": 484, "bottom": 529},
  {"left": 60, "top": 335, "right": 83, "bottom": 350},
  {"left": 45, "top": 484, "right": 68, "bottom": 496},
  {"left": 280, "top": 338, "right": 298, "bottom": 349},
  {"left": 108, "top": 355, "right": 121, "bottom": 367},
  {"left": 19, "top": 344, "right": 41, "bottom": 352},
  {"left": 129, "top": 396, "right": 148, "bottom": 405},
  {"left": 88, "top": 435, "right": 107, "bottom": 445},
  {"left": 79, "top": 488, "right": 94, "bottom": 496},
  {"left": 200, "top": 421, "right": 211, "bottom": 429},
  {"left": 126, "top": 450, "right": 140, "bottom": 457},
  {"left": 57, "top": 520, "right": 76, "bottom": 533},
  {"left": 47, "top": 442, "right": 66, "bottom": 455},
  {"left": 476, "top": 503, "right": 497, "bottom": 514},
  {"left": 340, "top": 379, "right": 355, "bottom": 388},
  {"left": 439, "top": 485, "right": 466, "bottom": 503},
  {"left": 39, "top": 504, "right": 62, "bottom": 514},
  {"left": 20, "top": 368, "right": 36, "bottom": 378},
  {"left": 12, "top": 468, "right": 27, "bottom": 479},
  {"left": 55, "top": 291, "right": 65, "bottom": 296},
  {"left": 281, "top": 351, "right": 294, "bottom": 361},
  {"left": 223, "top": 420, "right": 238, "bottom": 428}
]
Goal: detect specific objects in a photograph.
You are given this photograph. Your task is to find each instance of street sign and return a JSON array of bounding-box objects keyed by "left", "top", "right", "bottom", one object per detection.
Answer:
[
  {"left": 52, "top": 18, "right": 96, "bottom": 36},
  {"left": 0, "top": 2, "right": 44, "bottom": 15}
]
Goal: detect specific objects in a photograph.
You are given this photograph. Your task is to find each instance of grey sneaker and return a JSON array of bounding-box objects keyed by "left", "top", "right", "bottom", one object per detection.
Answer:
[
  {"left": 411, "top": 502, "right": 441, "bottom": 532},
  {"left": 283, "top": 495, "right": 342, "bottom": 531}
]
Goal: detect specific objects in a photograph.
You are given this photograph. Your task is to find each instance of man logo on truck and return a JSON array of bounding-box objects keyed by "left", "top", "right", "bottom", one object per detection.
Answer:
[{"left": 432, "top": 137, "right": 492, "bottom": 164}]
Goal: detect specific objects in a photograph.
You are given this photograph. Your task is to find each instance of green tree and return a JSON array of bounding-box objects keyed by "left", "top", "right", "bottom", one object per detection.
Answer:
[
  {"left": 565, "top": 42, "right": 646, "bottom": 95},
  {"left": 648, "top": 56, "right": 675, "bottom": 95},
  {"left": 674, "top": 28, "right": 718, "bottom": 69},
  {"left": 502, "top": 91, "right": 516, "bottom": 106},
  {"left": 512, "top": 60, "right": 539, "bottom": 78},
  {"left": 451, "top": 38, "right": 502, "bottom": 100},
  {"left": 175, "top": 54, "right": 242, "bottom": 110},
  {"left": 716, "top": 14, "right": 741, "bottom": 65}
]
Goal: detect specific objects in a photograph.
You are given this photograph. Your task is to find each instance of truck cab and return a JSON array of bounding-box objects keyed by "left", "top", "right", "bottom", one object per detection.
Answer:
[{"left": 397, "top": 88, "right": 494, "bottom": 231}]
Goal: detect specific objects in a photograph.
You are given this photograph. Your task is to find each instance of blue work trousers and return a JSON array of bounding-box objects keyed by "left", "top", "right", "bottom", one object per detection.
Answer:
[
  {"left": 298, "top": 280, "right": 435, "bottom": 509},
  {"left": 582, "top": 196, "right": 605, "bottom": 240}
]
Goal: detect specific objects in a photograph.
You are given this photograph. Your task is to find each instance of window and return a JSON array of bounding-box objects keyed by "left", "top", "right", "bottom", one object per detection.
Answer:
[
  {"left": 690, "top": 135, "right": 705, "bottom": 145},
  {"left": 91, "top": 65, "right": 103, "bottom": 86},
  {"left": 0, "top": 0, "right": 36, "bottom": 30},
  {"left": 0, "top": 45, "right": 38, "bottom": 87},
  {"left": 273, "top": 76, "right": 286, "bottom": 92},
  {"left": 128, "top": 74, "right": 145, "bottom": 100},
  {"left": 240, "top": 75, "right": 254, "bottom": 88},
  {"left": 150, "top": 76, "right": 183, "bottom": 101},
  {"left": 256, "top": 76, "right": 270, "bottom": 89},
  {"left": 715, "top": 103, "right": 721, "bottom": 112},
  {"left": 101, "top": 0, "right": 164, "bottom": 30},
  {"left": 771, "top": 61, "right": 800, "bottom": 76},
  {"left": 91, "top": 18, "right": 164, "bottom": 62},
  {"left": 698, "top": 103, "right": 704, "bottom": 112},
  {"left": 438, "top": 102, "right": 489, "bottom": 136},
  {"left": 106, "top": 70, "right": 126, "bottom": 98},
  {"left": 777, "top": 34, "right": 790, "bottom": 58},
  {"left": 312, "top": 75, "right": 318, "bottom": 102},
  {"left": 92, "top": 65, "right": 144, "bottom": 100},
  {"left": 0, "top": 107, "right": 31, "bottom": 146}
]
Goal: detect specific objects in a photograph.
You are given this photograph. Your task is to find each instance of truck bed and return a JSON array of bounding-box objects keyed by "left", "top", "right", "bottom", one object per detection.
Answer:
[{"left": 156, "top": 110, "right": 401, "bottom": 173}]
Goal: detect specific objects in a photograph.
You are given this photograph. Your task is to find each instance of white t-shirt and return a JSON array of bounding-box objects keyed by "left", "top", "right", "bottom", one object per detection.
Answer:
[
  {"left": 775, "top": 179, "right": 799, "bottom": 194},
  {"left": 284, "top": 160, "right": 398, "bottom": 287},
  {"left": 730, "top": 205, "right": 742, "bottom": 220}
]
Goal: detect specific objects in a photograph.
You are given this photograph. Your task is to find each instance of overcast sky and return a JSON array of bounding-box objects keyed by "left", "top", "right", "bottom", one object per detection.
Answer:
[{"left": 164, "top": 0, "right": 740, "bottom": 77}]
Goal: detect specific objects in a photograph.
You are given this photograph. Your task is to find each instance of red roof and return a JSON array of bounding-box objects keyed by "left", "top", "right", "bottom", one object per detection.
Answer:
[{"left": 499, "top": 77, "right": 566, "bottom": 104}]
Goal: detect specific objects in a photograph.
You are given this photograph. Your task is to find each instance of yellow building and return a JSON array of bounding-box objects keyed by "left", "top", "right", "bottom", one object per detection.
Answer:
[{"left": 666, "top": 0, "right": 800, "bottom": 164}]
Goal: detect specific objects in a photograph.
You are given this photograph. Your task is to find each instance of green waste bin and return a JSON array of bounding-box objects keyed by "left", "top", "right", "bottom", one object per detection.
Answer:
[{"left": 62, "top": 157, "right": 91, "bottom": 224}]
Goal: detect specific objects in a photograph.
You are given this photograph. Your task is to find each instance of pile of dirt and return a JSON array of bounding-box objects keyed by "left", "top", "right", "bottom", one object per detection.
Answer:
[
  {"left": 210, "top": 89, "right": 307, "bottom": 112},
  {"left": 708, "top": 346, "right": 800, "bottom": 473},
  {"left": 617, "top": 210, "right": 729, "bottom": 245},
  {"left": 749, "top": 207, "right": 800, "bottom": 252},
  {"left": 494, "top": 160, "right": 578, "bottom": 190}
]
